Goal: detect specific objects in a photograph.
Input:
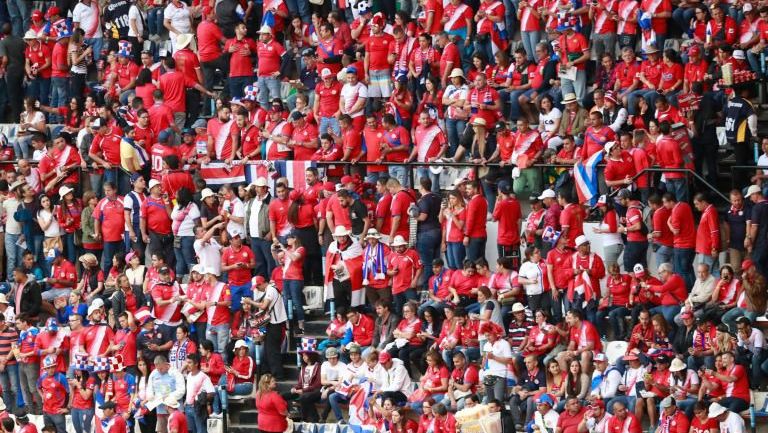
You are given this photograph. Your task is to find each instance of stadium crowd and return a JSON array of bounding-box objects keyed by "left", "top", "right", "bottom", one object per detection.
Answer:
[{"left": 0, "top": 0, "right": 765, "bottom": 432}]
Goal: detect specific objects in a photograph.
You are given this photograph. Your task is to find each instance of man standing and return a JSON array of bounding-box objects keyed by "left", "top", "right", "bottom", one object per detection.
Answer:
[
  {"left": 464, "top": 180, "right": 488, "bottom": 262},
  {"left": 72, "top": 0, "right": 103, "bottom": 61},
  {"left": 146, "top": 356, "right": 186, "bottom": 433},
  {"left": 364, "top": 14, "right": 394, "bottom": 109},
  {"left": 123, "top": 174, "right": 146, "bottom": 259},
  {"left": 694, "top": 193, "right": 720, "bottom": 272},
  {"left": 140, "top": 180, "right": 174, "bottom": 270},
  {"left": 93, "top": 181, "right": 125, "bottom": 273},
  {"left": 246, "top": 276, "right": 287, "bottom": 379},
  {"left": 225, "top": 23, "right": 258, "bottom": 99},
  {"left": 724, "top": 82, "right": 758, "bottom": 189},
  {"left": 745, "top": 185, "right": 768, "bottom": 277},
  {"left": 36, "top": 355, "right": 69, "bottom": 433},
  {"left": 255, "top": 25, "right": 285, "bottom": 106},
  {"left": 89, "top": 118, "right": 123, "bottom": 189},
  {"left": 220, "top": 229, "right": 253, "bottom": 315},
  {"left": 245, "top": 178, "right": 274, "bottom": 278},
  {"left": 664, "top": 192, "right": 696, "bottom": 288},
  {"left": 0, "top": 24, "right": 25, "bottom": 121},
  {"left": 656, "top": 121, "right": 688, "bottom": 202}
]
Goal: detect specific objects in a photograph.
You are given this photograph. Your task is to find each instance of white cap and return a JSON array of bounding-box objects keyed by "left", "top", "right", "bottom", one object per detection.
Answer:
[
  {"left": 744, "top": 2, "right": 754, "bottom": 11},
  {"left": 575, "top": 235, "right": 590, "bottom": 247},
  {"left": 669, "top": 358, "right": 687, "bottom": 372},
  {"left": 593, "top": 353, "right": 607, "bottom": 362},
  {"left": 257, "top": 24, "right": 273, "bottom": 34},
  {"left": 538, "top": 189, "right": 556, "bottom": 200},
  {"left": 321, "top": 68, "right": 333, "bottom": 78},
  {"left": 747, "top": 184, "right": 762, "bottom": 197},
  {"left": 190, "top": 264, "right": 205, "bottom": 274},
  {"left": 234, "top": 340, "right": 248, "bottom": 349},
  {"left": 708, "top": 402, "right": 727, "bottom": 418},
  {"left": 511, "top": 303, "right": 525, "bottom": 313},
  {"left": 391, "top": 235, "right": 408, "bottom": 247},
  {"left": 148, "top": 179, "right": 161, "bottom": 191},
  {"left": 87, "top": 304, "right": 101, "bottom": 317},
  {"left": 633, "top": 263, "right": 645, "bottom": 275},
  {"left": 163, "top": 395, "right": 180, "bottom": 409},
  {"left": 333, "top": 226, "right": 351, "bottom": 237},
  {"left": 59, "top": 186, "right": 74, "bottom": 199},
  {"left": 200, "top": 188, "right": 214, "bottom": 200},
  {"left": 254, "top": 177, "right": 268, "bottom": 187},
  {"left": 733, "top": 50, "right": 746, "bottom": 60},
  {"left": 659, "top": 396, "right": 675, "bottom": 408},
  {"left": 604, "top": 141, "right": 616, "bottom": 154}
]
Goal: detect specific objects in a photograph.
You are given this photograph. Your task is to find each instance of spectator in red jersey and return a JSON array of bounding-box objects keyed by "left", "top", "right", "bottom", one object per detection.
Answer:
[
  {"left": 663, "top": 192, "right": 696, "bottom": 288},
  {"left": 15, "top": 313, "right": 41, "bottom": 414},
  {"left": 148, "top": 91, "right": 180, "bottom": 137},
  {"left": 314, "top": 68, "right": 344, "bottom": 137},
  {"left": 255, "top": 24, "right": 286, "bottom": 107},
  {"left": 140, "top": 180, "right": 174, "bottom": 271},
  {"left": 386, "top": 236, "right": 423, "bottom": 315},
  {"left": 706, "top": 351, "right": 750, "bottom": 413},
  {"left": 93, "top": 181, "right": 126, "bottom": 273},
  {"left": 693, "top": 193, "right": 720, "bottom": 273},
  {"left": 196, "top": 6, "right": 227, "bottom": 112},
  {"left": 557, "top": 189, "right": 584, "bottom": 250},
  {"left": 463, "top": 180, "right": 488, "bottom": 262},
  {"left": 218, "top": 341, "right": 254, "bottom": 415},
  {"left": 626, "top": 44, "right": 663, "bottom": 116},
  {"left": 158, "top": 57, "right": 214, "bottom": 130}
]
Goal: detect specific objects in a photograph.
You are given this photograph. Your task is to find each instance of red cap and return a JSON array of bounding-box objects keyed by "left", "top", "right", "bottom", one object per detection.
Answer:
[
  {"left": 589, "top": 399, "right": 606, "bottom": 409},
  {"left": 31, "top": 10, "right": 43, "bottom": 20},
  {"left": 378, "top": 352, "right": 392, "bottom": 364},
  {"left": 372, "top": 14, "right": 385, "bottom": 27},
  {"left": 45, "top": 6, "right": 61, "bottom": 19},
  {"left": 688, "top": 45, "right": 701, "bottom": 57},
  {"left": 341, "top": 175, "right": 354, "bottom": 185},
  {"left": 323, "top": 181, "right": 336, "bottom": 192},
  {"left": 253, "top": 276, "right": 266, "bottom": 286},
  {"left": 623, "top": 353, "right": 639, "bottom": 361},
  {"left": 742, "top": 259, "right": 754, "bottom": 271}
]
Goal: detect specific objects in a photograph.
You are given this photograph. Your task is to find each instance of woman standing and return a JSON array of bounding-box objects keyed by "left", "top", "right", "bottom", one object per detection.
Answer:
[
  {"left": 592, "top": 195, "right": 623, "bottom": 268},
  {"left": 518, "top": 246, "right": 549, "bottom": 313},
  {"left": 56, "top": 186, "right": 82, "bottom": 264},
  {"left": 440, "top": 190, "right": 466, "bottom": 270},
  {"left": 79, "top": 191, "right": 103, "bottom": 259},
  {"left": 68, "top": 29, "right": 92, "bottom": 105},
  {"left": 442, "top": 69, "right": 470, "bottom": 157},
  {"left": 280, "top": 233, "right": 306, "bottom": 335},
  {"left": 68, "top": 363, "right": 95, "bottom": 433},
  {"left": 171, "top": 187, "right": 200, "bottom": 279},
  {"left": 287, "top": 190, "right": 321, "bottom": 286},
  {"left": 37, "top": 195, "right": 62, "bottom": 264},
  {"left": 480, "top": 322, "right": 513, "bottom": 403},
  {"left": 168, "top": 325, "right": 197, "bottom": 373},
  {"left": 135, "top": 357, "right": 157, "bottom": 433},
  {"left": 256, "top": 374, "right": 288, "bottom": 433}
]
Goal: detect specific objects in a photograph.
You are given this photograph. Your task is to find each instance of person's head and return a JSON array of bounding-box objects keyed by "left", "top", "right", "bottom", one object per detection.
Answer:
[
  {"left": 185, "top": 352, "right": 201, "bottom": 372},
  {"left": 658, "top": 262, "right": 674, "bottom": 282},
  {"left": 662, "top": 192, "right": 677, "bottom": 209},
  {"left": 566, "top": 309, "right": 583, "bottom": 327},
  {"left": 589, "top": 111, "right": 603, "bottom": 128},
  {"left": 474, "top": 72, "right": 487, "bottom": 89},
  {"left": 736, "top": 316, "right": 753, "bottom": 335},
  {"left": 375, "top": 299, "right": 390, "bottom": 318},
  {"left": 257, "top": 373, "right": 277, "bottom": 395},
  {"left": 651, "top": 314, "right": 669, "bottom": 335},
  {"left": 721, "top": 351, "right": 735, "bottom": 367},
  {"left": 696, "top": 262, "right": 711, "bottom": 281},
  {"left": 566, "top": 398, "right": 581, "bottom": 414}
]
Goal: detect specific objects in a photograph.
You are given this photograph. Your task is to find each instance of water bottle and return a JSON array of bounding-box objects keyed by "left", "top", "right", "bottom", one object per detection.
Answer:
[
  {"left": 254, "top": 342, "right": 262, "bottom": 365},
  {"left": 330, "top": 300, "right": 336, "bottom": 318},
  {"left": 296, "top": 347, "right": 301, "bottom": 368},
  {"left": 287, "top": 299, "right": 294, "bottom": 320}
]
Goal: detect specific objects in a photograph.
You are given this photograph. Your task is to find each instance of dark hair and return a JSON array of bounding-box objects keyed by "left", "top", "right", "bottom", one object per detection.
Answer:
[
  {"left": 176, "top": 187, "right": 193, "bottom": 208},
  {"left": 659, "top": 121, "right": 671, "bottom": 135},
  {"left": 163, "top": 57, "right": 176, "bottom": 69},
  {"left": 136, "top": 68, "right": 152, "bottom": 86},
  {"left": 164, "top": 154, "right": 180, "bottom": 170},
  {"left": 287, "top": 193, "right": 304, "bottom": 226},
  {"left": 419, "top": 177, "right": 432, "bottom": 191},
  {"left": 187, "top": 352, "right": 200, "bottom": 366},
  {"left": 201, "top": 339, "right": 215, "bottom": 352}
]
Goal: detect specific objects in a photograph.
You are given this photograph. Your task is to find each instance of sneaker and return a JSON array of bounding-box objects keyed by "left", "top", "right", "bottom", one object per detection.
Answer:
[{"left": 294, "top": 328, "right": 305, "bottom": 336}]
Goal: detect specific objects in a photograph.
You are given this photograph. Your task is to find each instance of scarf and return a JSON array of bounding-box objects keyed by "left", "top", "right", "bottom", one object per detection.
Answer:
[
  {"left": 169, "top": 338, "right": 189, "bottom": 370},
  {"left": 363, "top": 243, "right": 387, "bottom": 284},
  {"left": 432, "top": 270, "right": 446, "bottom": 295}
]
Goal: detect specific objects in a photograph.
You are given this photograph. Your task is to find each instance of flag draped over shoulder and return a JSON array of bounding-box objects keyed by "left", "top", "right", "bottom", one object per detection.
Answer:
[{"left": 573, "top": 151, "right": 603, "bottom": 206}]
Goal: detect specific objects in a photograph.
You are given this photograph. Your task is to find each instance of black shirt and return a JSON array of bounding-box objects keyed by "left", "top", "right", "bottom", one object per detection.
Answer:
[
  {"left": 751, "top": 200, "right": 768, "bottom": 246},
  {"left": 104, "top": 0, "right": 132, "bottom": 39},
  {"left": 348, "top": 199, "right": 368, "bottom": 236},
  {"left": 417, "top": 192, "right": 442, "bottom": 233}
]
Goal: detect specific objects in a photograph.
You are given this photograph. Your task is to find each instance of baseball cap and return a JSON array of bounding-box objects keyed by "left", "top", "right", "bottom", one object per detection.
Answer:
[
  {"left": 378, "top": 352, "right": 392, "bottom": 363},
  {"left": 538, "top": 189, "right": 556, "bottom": 200},
  {"left": 747, "top": 185, "right": 762, "bottom": 197},
  {"left": 158, "top": 129, "right": 171, "bottom": 143},
  {"left": 253, "top": 275, "right": 267, "bottom": 286},
  {"left": 593, "top": 353, "right": 608, "bottom": 363},
  {"left": 633, "top": 264, "right": 645, "bottom": 275}
]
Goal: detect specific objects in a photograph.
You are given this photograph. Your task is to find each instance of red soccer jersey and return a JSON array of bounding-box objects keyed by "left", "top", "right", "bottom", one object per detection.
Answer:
[
  {"left": 625, "top": 203, "right": 646, "bottom": 243},
  {"left": 639, "top": 59, "right": 663, "bottom": 89},
  {"left": 71, "top": 376, "right": 96, "bottom": 409},
  {"left": 465, "top": 194, "right": 488, "bottom": 238},
  {"left": 90, "top": 133, "right": 122, "bottom": 165},
  {"left": 26, "top": 43, "right": 52, "bottom": 79},
  {"left": 365, "top": 33, "right": 395, "bottom": 72},
  {"left": 227, "top": 37, "right": 260, "bottom": 77},
  {"left": 607, "top": 414, "right": 642, "bottom": 433},
  {"left": 558, "top": 32, "right": 589, "bottom": 71},
  {"left": 256, "top": 39, "right": 286, "bottom": 77},
  {"left": 559, "top": 203, "right": 585, "bottom": 248},
  {"left": 284, "top": 246, "right": 305, "bottom": 280},
  {"left": 159, "top": 71, "right": 196, "bottom": 113},
  {"left": 439, "top": 42, "right": 461, "bottom": 80},
  {"left": 268, "top": 197, "right": 293, "bottom": 237},
  {"left": 615, "top": 61, "right": 640, "bottom": 89},
  {"left": 696, "top": 204, "right": 720, "bottom": 254},
  {"left": 449, "top": 271, "right": 483, "bottom": 297},
  {"left": 222, "top": 246, "right": 255, "bottom": 285},
  {"left": 114, "top": 61, "right": 140, "bottom": 89},
  {"left": 197, "top": 20, "right": 224, "bottom": 63},
  {"left": 493, "top": 198, "right": 521, "bottom": 246},
  {"left": 148, "top": 103, "right": 175, "bottom": 136},
  {"left": 390, "top": 190, "right": 415, "bottom": 239},
  {"left": 141, "top": 196, "right": 172, "bottom": 235},
  {"left": 316, "top": 80, "right": 343, "bottom": 118},
  {"left": 173, "top": 48, "right": 201, "bottom": 84},
  {"left": 669, "top": 202, "right": 695, "bottom": 249},
  {"left": 50, "top": 260, "right": 76, "bottom": 289},
  {"left": 38, "top": 372, "right": 68, "bottom": 414},
  {"left": 382, "top": 126, "right": 411, "bottom": 162},
  {"left": 150, "top": 143, "right": 178, "bottom": 180},
  {"left": 162, "top": 172, "right": 195, "bottom": 201},
  {"left": 568, "top": 321, "right": 602, "bottom": 351},
  {"left": 652, "top": 206, "right": 674, "bottom": 247},
  {"left": 168, "top": 410, "right": 188, "bottom": 433},
  {"left": 51, "top": 42, "right": 69, "bottom": 78},
  {"left": 659, "top": 62, "right": 683, "bottom": 92},
  {"left": 207, "top": 283, "right": 232, "bottom": 326},
  {"left": 641, "top": 0, "right": 671, "bottom": 34},
  {"left": 547, "top": 247, "right": 572, "bottom": 289},
  {"left": 604, "top": 151, "right": 636, "bottom": 187},
  {"left": 388, "top": 249, "right": 423, "bottom": 295},
  {"left": 94, "top": 197, "right": 125, "bottom": 242},
  {"left": 291, "top": 123, "right": 319, "bottom": 161},
  {"left": 114, "top": 327, "right": 138, "bottom": 367},
  {"left": 316, "top": 38, "right": 344, "bottom": 75}
]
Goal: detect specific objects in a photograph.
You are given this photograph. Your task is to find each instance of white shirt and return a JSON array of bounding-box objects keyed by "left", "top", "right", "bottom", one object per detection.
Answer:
[
  {"left": 590, "top": 367, "right": 621, "bottom": 399},
  {"left": 222, "top": 198, "right": 245, "bottom": 237},
  {"left": 184, "top": 370, "right": 215, "bottom": 405},
  {"left": 539, "top": 108, "right": 562, "bottom": 134},
  {"left": 321, "top": 360, "right": 347, "bottom": 383},
  {"left": 758, "top": 153, "right": 768, "bottom": 176},
  {"left": 620, "top": 365, "right": 647, "bottom": 397},
  {"left": 738, "top": 327, "right": 765, "bottom": 354},
  {"left": 194, "top": 237, "right": 221, "bottom": 275},
  {"left": 258, "top": 284, "right": 287, "bottom": 324},
  {"left": 3, "top": 197, "right": 21, "bottom": 235},
  {"left": 519, "top": 260, "right": 545, "bottom": 296},
  {"left": 73, "top": 1, "right": 103, "bottom": 38},
  {"left": 483, "top": 339, "right": 512, "bottom": 378},
  {"left": 38, "top": 209, "right": 61, "bottom": 237},
  {"left": 340, "top": 82, "right": 368, "bottom": 118},
  {"left": 171, "top": 203, "right": 201, "bottom": 237},
  {"left": 164, "top": 2, "right": 191, "bottom": 48},
  {"left": 128, "top": 4, "right": 145, "bottom": 38},
  {"left": 379, "top": 358, "right": 412, "bottom": 393},
  {"left": 247, "top": 198, "right": 264, "bottom": 238},
  {"left": 719, "top": 411, "right": 746, "bottom": 433}
]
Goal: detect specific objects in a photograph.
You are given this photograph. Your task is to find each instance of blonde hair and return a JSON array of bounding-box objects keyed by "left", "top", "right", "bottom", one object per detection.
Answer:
[{"left": 257, "top": 373, "right": 273, "bottom": 398}]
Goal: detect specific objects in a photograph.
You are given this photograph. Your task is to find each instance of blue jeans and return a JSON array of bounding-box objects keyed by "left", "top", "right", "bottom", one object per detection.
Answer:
[
  {"left": 43, "top": 413, "right": 66, "bottom": 433},
  {"left": 329, "top": 392, "right": 349, "bottom": 422},
  {"left": 416, "top": 168, "right": 440, "bottom": 193},
  {"left": 445, "top": 118, "right": 466, "bottom": 157},
  {"left": 722, "top": 308, "right": 758, "bottom": 332},
  {"left": 508, "top": 89, "right": 528, "bottom": 120},
  {"left": 388, "top": 165, "right": 409, "bottom": 188},
  {"left": 4, "top": 233, "right": 21, "bottom": 280},
  {"left": 174, "top": 236, "right": 195, "bottom": 276},
  {"left": 467, "top": 237, "right": 486, "bottom": 262},
  {"left": 206, "top": 323, "right": 231, "bottom": 361},
  {"left": 70, "top": 407, "right": 94, "bottom": 433},
  {"left": 84, "top": 37, "right": 103, "bottom": 62},
  {"left": 747, "top": 48, "right": 768, "bottom": 77},
  {"left": 393, "top": 289, "right": 417, "bottom": 316},
  {"left": 26, "top": 78, "right": 50, "bottom": 107},
  {"left": 0, "top": 363, "right": 20, "bottom": 413},
  {"left": 101, "top": 240, "right": 123, "bottom": 274},
  {"left": 442, "top": 346, "right": 481, "bottom": 369},
  {"left": 520, "top": 31, "right": 541, "bottom": 62},
  {"left": 14, "top": 135, "right": 31, "bottom": 159},
  {"left": 560, "top": 70, "right": 587, "bottom": 103},
  {"left": 603, "top": 306, "right": 630, "bottom": 339},
  {"left": 251, "top": 237, "right": 275, "bottom": 279},
  {"left": 672, "top": 8, "right": 696, "bottom": 35},
  {"left": 147, "top": 7, "right": 164, "bottom": 36},
  {"left": 665, "top": 178, "right": 689, "bottom": 203},
  {"left": 229, "top": 75, "right": 253, "bottom": 99},
  {"left": 445, "top": 241, "right": 466, "bottom": 270},
  {"left": 283, "top": 279, "right": 305, "bottom": 321},
  {"left": 229, "top": 281, "right": 253, "bottom": 311},
  {"left": 6, "top": 0, "right": 29, "bottom": 37},
  {"left": 319, "top": 116, "right": 341, "bottom": 137},
  {"left": 218, "top": 375, "right": 253, "bottom": 412},
  {"left": 655, "top": 245, "right": 673, "bottom": 267},
  {"left": 416, "top": 229, "right": 441, "bottom": 286},
  {"left": 185, "top": 404, "right": 206, "bottom": 433},
  {"left": 50, "top": 78, "right": 69, "bottom": 123},
  {"left": 650, "top": 305, "right": 681, "bottom": 329},
  {"left": 673, "top": 247, "right": 695, "bottom": 288},
  {"left": 257, "top": 76, "right": 282, "bottom": 107}
]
